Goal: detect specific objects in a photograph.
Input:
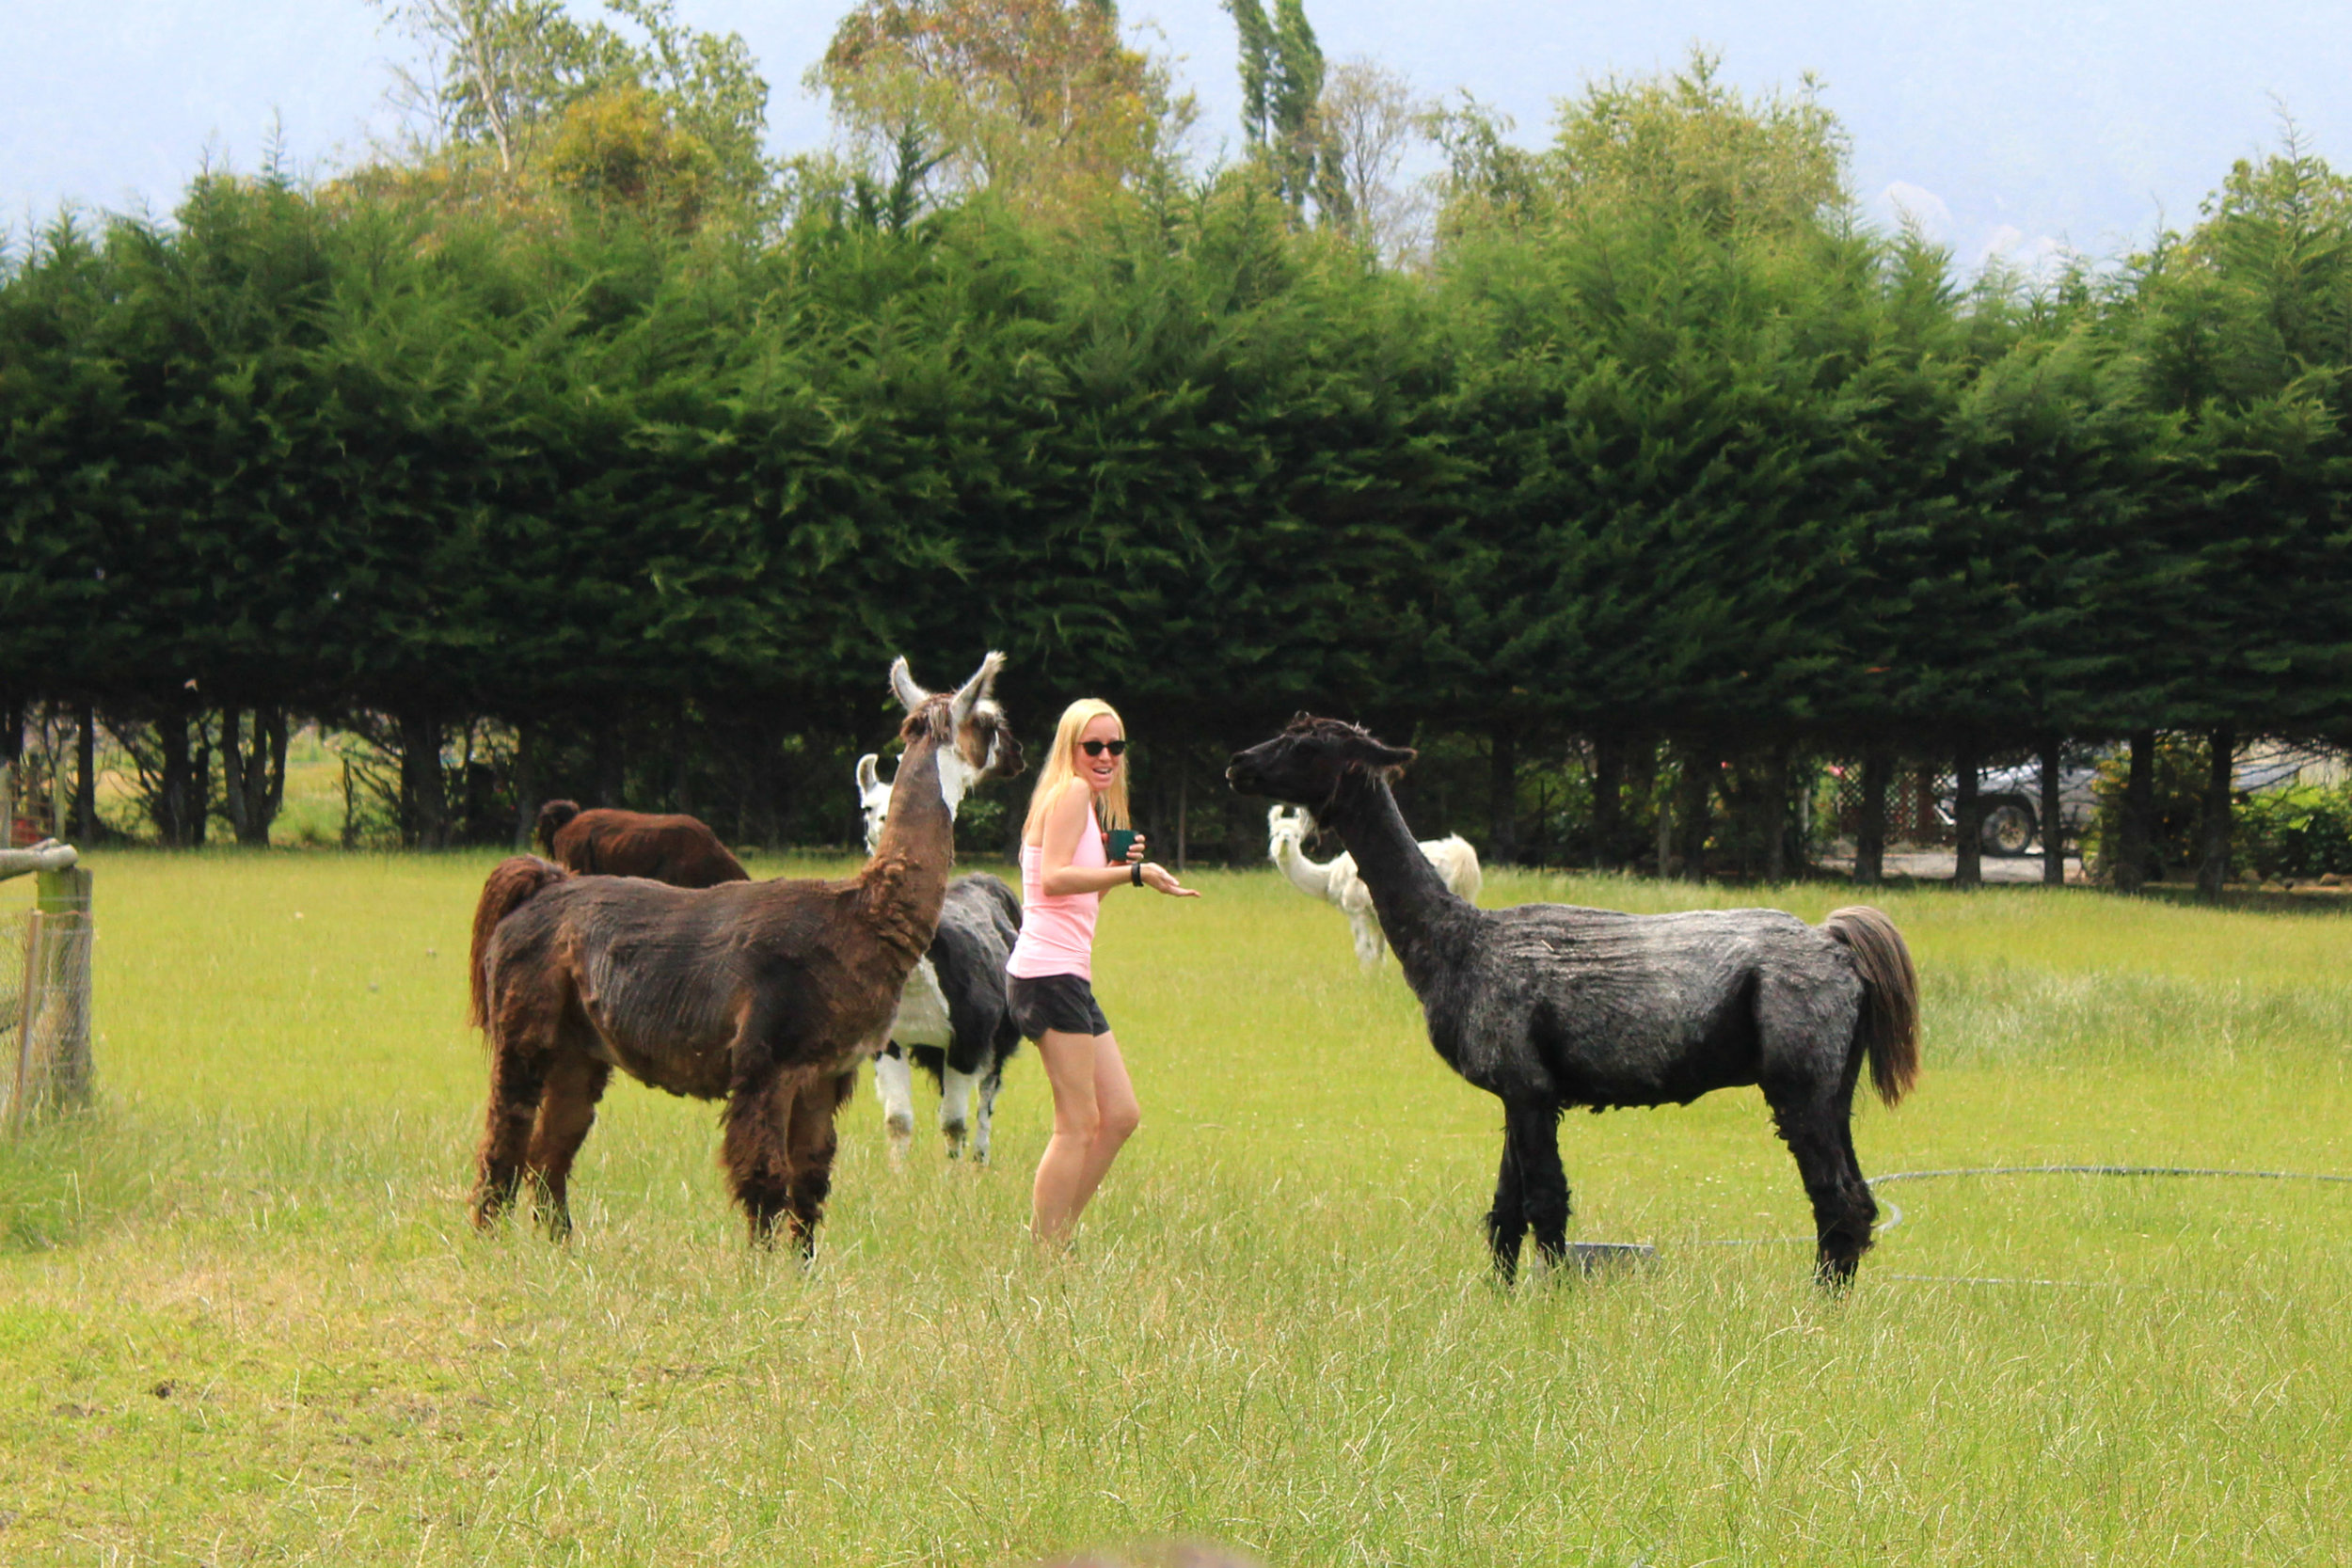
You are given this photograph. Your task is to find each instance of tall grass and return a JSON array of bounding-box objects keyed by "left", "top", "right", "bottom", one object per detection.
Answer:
[{"left": 1, "top": 854, "right": 2346, "bottom": 1564}]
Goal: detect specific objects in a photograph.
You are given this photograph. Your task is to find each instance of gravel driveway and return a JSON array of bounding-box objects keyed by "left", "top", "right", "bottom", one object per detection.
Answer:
[{"left": 1813, "top": 847, "right": 2087, "bottom": 884}]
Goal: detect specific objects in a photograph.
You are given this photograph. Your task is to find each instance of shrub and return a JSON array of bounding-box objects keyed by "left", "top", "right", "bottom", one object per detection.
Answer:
[
  {"left": 2233, "top": 783, "right": 2352, "bottom": 879},
  {"left": 2089, "top": 734, "right": 2208, "bottom": 882}
]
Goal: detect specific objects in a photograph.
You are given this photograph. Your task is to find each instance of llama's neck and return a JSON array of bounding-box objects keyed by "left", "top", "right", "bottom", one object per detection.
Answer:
[
  {"left": 1321, "top": 770, "right": 1470, "bottom": 988},
  {"left": 1270, "top": 834, "right": 1335, "bottom": 900},
  {"left": 861, "top": 731, "right": 955, "bottom": 965}
]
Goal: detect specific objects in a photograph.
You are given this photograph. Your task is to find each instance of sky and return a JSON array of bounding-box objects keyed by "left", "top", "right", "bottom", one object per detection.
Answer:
[{"left": 8, "top": 1, "right": 2352, "bottom": 273}]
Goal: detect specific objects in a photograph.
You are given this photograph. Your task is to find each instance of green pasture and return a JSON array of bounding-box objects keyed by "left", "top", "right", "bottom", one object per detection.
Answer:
[{"left": 1, "top": 852, "right": 2347, "bottom": 1566}]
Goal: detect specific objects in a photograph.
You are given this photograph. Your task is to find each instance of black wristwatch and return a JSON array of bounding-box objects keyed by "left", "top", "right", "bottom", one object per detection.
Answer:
[{"left": 1130, "top": 862, "right": 1144, "bottom": 887}]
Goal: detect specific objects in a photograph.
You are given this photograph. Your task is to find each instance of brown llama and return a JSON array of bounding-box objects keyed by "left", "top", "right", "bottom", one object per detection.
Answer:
[
  {"left": 467, "top": 654, "right": 1022, "bottom": 1251},
  {"left": 532, "top": 800, "right": 750, "bottom": 887}
]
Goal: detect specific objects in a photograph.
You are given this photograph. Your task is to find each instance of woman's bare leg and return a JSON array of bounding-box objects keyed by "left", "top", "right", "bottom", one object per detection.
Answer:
[{"left": 1031, "top": 1028, "right": 1140, "bottom": 1246}]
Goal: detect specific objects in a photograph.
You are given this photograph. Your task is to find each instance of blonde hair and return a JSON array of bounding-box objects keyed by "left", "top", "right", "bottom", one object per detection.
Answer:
[{"left": 1023, "top": 698, "right": 1131, "bottom": 835}]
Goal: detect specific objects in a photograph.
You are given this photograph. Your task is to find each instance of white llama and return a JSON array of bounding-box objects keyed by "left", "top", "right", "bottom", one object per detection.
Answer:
[{"left": 1266, "top": 803, "right": 1482, "bottom": 971}]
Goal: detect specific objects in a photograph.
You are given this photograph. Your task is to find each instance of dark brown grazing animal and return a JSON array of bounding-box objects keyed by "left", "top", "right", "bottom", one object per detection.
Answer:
[
  {"left": 1229, "top": 716, "right": 1920, "bottom": 1288},
  {"left": 468, "top": 654, "right": 1022, "bottom": 1250},
  {"left": 533, "top": 800, "right": 750, "bottom": 888}
]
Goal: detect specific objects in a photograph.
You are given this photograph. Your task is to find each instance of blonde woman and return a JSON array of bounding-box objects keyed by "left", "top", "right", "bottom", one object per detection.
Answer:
[{"left": 1007, "top": 698, "right": 1199, "bottom": 1246}]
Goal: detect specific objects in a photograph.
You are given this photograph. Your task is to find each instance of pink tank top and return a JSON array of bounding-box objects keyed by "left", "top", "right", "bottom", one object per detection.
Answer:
[{"left": 1007, "top": 803, "right": 1108, "bottom": 981}]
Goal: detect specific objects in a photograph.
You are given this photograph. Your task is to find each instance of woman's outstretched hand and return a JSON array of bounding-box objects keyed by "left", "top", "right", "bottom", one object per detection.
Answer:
[{"left": 1139, "top": 863, "right": 1200, "bottom": 897}]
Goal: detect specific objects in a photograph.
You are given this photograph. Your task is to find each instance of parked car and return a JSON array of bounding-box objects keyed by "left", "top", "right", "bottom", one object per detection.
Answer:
[
  {"left": 1935, "top": 746, "right": 2328, "bottom": 857},
  {"left": 1934, "top": 759, "right": 2099, "bottom": 857}
]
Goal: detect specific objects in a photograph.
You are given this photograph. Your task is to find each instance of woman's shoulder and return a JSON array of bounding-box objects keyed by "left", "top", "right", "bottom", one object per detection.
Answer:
[{"left": 1027, "top": 776, "right": 1094, "bottom": 845}]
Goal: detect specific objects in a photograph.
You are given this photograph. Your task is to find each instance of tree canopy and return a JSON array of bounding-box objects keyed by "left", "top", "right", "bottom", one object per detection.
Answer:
[{"left": 8, "top": 33, "right": 2352, "bottom": 857}]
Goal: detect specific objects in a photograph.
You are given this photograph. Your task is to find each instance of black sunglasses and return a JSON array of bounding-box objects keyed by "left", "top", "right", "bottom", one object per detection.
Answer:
[{"left": 1080, "top": 738, "right": 1128, "bottom": 757}]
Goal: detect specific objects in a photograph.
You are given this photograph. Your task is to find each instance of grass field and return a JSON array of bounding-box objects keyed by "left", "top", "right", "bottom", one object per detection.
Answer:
[{"left": 1, "top": 851, "right": 2348, "bottom": 1566}]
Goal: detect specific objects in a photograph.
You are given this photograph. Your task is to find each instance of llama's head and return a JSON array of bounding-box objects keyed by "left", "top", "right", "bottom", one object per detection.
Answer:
[
  {"left": 1227, "top": 715, "right": 1417, "bottom": 811},
  {"left": 855, "top": 752, "right": 893, "bottom": 852},
  {"left": 1266, "top": 803, "right": 1314, "bottom": 855},
  {"left": 891, "top": 652, "right": 1025, "bottom": 817}
]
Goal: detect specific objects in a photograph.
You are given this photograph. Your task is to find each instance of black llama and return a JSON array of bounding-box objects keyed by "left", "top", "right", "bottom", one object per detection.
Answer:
[
  {"left": 1228, "top": 717, "right": 1921, "bottom": 1286},
  {"left": 856, "top": 753, "right": 1026, "bottom": 1162}
]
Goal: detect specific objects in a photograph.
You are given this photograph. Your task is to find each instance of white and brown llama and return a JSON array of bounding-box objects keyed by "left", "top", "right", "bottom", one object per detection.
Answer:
[
  {"left": 1266, "top": 803, "right": 1481, "bottom": 971},
  {"left": 855, "top": 752, "right": 1024, "bottom": 1163},
  {"left": 466, "top": 654, "right": 1021, "bottom": 1252}
]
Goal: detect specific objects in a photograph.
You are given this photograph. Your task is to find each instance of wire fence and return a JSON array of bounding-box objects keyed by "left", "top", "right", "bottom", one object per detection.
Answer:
[{"left": 1, "top": 892, "right": 93, "bottom": 1126}]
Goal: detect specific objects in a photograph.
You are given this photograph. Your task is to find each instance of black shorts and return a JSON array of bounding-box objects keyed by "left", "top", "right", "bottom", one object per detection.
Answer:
[{"left": 1006, "top": 973, "right": 1110, "bottom": 1038}]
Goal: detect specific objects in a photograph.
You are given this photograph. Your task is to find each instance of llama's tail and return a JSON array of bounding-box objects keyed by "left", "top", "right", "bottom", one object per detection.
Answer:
[
  {"left": 469, "top": 855, "right": 568, "bottom": 1030},
  {"left": 532, "top": 799, "right": 580, "bottom": 854},
  {"left": 1820, "top": 905, "right": 1921, "bottom": 1108}
]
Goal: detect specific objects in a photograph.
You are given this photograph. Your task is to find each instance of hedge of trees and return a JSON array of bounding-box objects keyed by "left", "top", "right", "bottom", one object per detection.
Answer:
[{"left": 6, "top": 35, "right": 2351, "bottom": 890}]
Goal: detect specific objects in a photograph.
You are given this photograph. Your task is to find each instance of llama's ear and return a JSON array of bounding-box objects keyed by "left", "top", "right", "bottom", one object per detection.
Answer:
[
  {"left": 972, "top": 649, "right": 1006, "bottom": 702},
  {"left": 1375, "top": 744, "right": 1419, "bottom": 775},
  {"left": 890, "top": 657, "right": 930, "bottom": 713},
  {"left": 856, "top": 753, "right": 880, "bottom": 795},
  {"left": 948, "top": 651, "right": 1003, "bottom": 732}
]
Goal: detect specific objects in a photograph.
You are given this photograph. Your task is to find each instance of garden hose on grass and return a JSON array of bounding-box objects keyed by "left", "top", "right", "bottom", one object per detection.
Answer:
[
  {"left": 1577, "top": 1164, "right": 2352, "bottom": 1286},
  {"left": 1859, "top": 1164, "right": 2352, "bottom": 1290}
]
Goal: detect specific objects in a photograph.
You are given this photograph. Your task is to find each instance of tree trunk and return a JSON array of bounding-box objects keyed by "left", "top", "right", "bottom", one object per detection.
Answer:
[
  {"left": 1952, "top": 736, "right": 1982, "bottom": 889},
  {"left": 1590, "top": 733, "right": 1624, "bottom": 871},
  {"left": 151, "top": 710, "right": 203, "bottom": 848},
  {"left": 2197, "top": 726, "right": 2235, "bottom": 903},
  {"left": 221, "top": 706, "right": 283, "bottom": 847},
  {"left": 756, "top": 723, "right": 784, "bottom": 849},
  {"left": 594, "top": 721, "right": 626, "bottom": 809},
  {"left": 189, "top": 717, "right": 211, "bottom": 847},
  {"left": 264, "top": 709, "right": 287, "bottom": 827},
  {"left": 72, "top": 704, "right": 98, "bottom": 841},
  {"left": 1652, "top": 743, "right": 1675, "bottom": 877},
  {"left": 1487, "top": 722, "right": 1518, "bottom": 868},
  {"left": 397, "top": 711, "right": 448, "bottom": 849},
  {"left": 2116, "top": 728, "right": 2155, "bottom": 894},
  {"left": 1762, "top": 745, "right": 1792, "bottom": 883},
  {"left": 222, "top": 707, "right": 250, "bottom": 842},
  {"left": 511, "top": 722, "right": 537, "bottom": 848},
  {"left": 0, "top": 702, "right": 19, "bottom": 847},
  {"left": 2039, "top": 736, "right": 2066, "bottom": 886},
  {"left": 1854, "top": 745, "right": 1891, "bottom": 885},
  {"left": 1674, "top": 741, "right": 1712, "bottom": 882},
  {"left": 1176, "top": 765, "right": 1189, "bottom": 876}
]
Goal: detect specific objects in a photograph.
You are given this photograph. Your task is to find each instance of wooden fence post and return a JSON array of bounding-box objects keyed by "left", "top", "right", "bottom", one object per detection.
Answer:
[
  {"left": 11, "top": 911, "right": 42, "bottom": 1127},
  {"left": 35, "top": 865, "right": 93, "bottom": 1107}
]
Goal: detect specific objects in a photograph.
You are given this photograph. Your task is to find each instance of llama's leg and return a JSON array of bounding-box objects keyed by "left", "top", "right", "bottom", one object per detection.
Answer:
[
  {"left": 1508, "top": 1099, "right": 1572, "bottom": 1271},
  {"left": 1766, "top": 1081, "right": 1879, "bottom": 1288},
  {"left": 1486, "top": 1117, "right": 1528, "bottom": 1281},
  {"left": 722, "top": 1064, "right": 796, "bottom": 1246},
  {"left": 972, "top": 1061, "right": 1005, "bottom": 1165},
  {"left": 472, "top": 1038, "right": 549, "bottom": 1230},
  {"left": 875, "top": 1043, "right": 916, "bottom": 1163},
  {"left": 1351, "top": 908, "right": 1383, "bottom": 973},
  {"left": 780, "top": 1069, "right": 855, "bottom": 1258},
  {"left": 1832, "top": 1117, "right": 1879, "bottom": 1273},
  {"left": 939, "top": 1065, "right": 979, "bottom": 1158},
  {"left": 525, "top": 1049, "right": 612, "bottom": 1240}
]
